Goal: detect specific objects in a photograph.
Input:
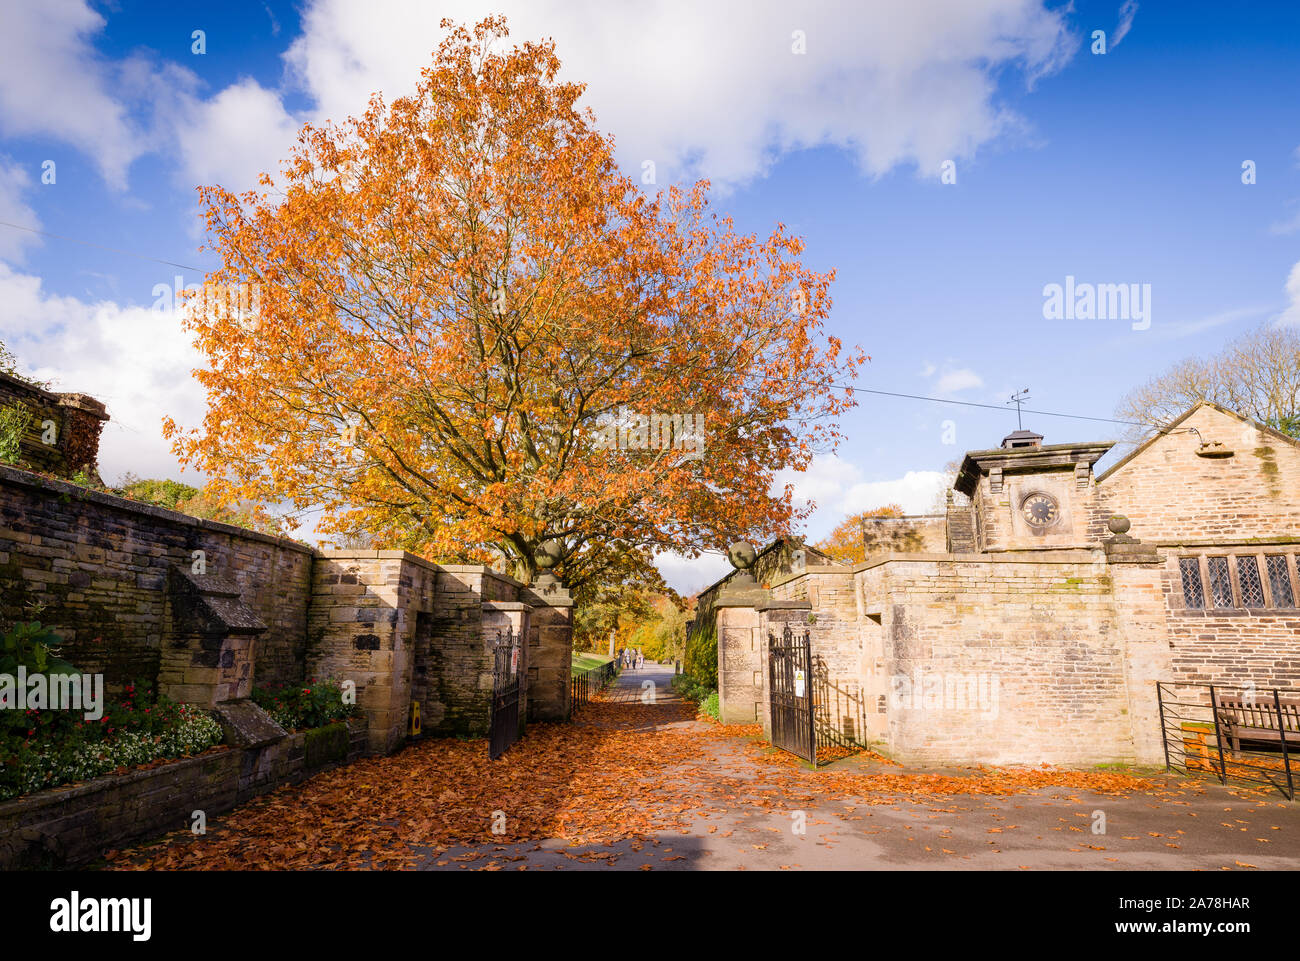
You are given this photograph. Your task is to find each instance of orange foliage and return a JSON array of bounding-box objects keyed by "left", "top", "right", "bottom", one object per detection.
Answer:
[
  {"left": 164, "top": 16, "right": 866, "bottom": 582},
  {"left": 813, "top": 503, "right": 903, "bottom": 565}
]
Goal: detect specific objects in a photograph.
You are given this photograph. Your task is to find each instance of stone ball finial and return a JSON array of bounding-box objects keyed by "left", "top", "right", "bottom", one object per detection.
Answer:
[
  {"left": 1107, "top": 515, "right": 1131, "bottom": 535},
  {"left": 726, "top": 540, "right": 757, "bottom": 571},
  {"left": 536, "top": 539, "right": 563, "bottom": 570}
]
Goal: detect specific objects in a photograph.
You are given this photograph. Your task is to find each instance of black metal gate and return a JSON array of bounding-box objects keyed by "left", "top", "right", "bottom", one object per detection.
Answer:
[
  {"left": 768, "top": 624, "right": 816, "bottom": 763},
  {"left": 489, "top": 628, "right": 522, "bottom": 760}
]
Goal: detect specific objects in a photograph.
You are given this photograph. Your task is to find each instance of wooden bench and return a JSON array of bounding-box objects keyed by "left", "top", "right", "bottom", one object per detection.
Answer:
[{"left": 1214, "top": 696, "right": 1300, "bottom": 753}]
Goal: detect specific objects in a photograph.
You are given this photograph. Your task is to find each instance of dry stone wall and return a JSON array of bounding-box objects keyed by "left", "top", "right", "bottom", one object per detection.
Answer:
[{"left": 0, "top": 465, "right": 314, "bottom": 692}]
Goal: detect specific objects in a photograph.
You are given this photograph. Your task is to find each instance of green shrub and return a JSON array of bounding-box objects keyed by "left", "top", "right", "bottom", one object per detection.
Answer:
[
  {"left": 684, "top": 620, "right": 717, "bottom": 689},
  {"left": 671, "top": 673, "right": 718, "bottom": 719},
  {"left": 251, "top": 678, "right": 356, "bottom": 731},
  {"left": 700, "top": 691, "right": 719, "bottom": 720},
  {"left": 0, "top": 402, "right": 32, "bottom": 466},
  {"left": 0, "top": 621, "right": 77, "bottom": 676}
]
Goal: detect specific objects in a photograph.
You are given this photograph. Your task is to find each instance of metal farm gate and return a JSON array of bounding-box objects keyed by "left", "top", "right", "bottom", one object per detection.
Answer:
[
  {"left": 489, "top": 628, "right": 522, "bottom": 760},
  {"left": 768, "top": 624, "right": 816, "bottom": 763},
  {"left": 1157, "top": 681, "right": 1300, "bottom": 799}
]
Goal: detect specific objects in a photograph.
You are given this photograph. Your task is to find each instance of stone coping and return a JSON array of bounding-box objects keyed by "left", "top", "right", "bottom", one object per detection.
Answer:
[
  {"left": 850, "top": 548, "right": 1112, "bottom": 573},
  {"left": 756, "top": 599, "right": 812, "bottom": 611},
  {"left": 714, "top": 586, "right": 770, "bottom": 608},
  {"left": 766, "top": 564, "right": 852, "bottom": 589},
  {"left": 1153, "top": 536, "right": 1300, "bottom": 549},
  {"left": 482, "top": 600, "right": 532, "bottom": 612},
  {"left": 0, "top": 370, "right": 108, "bottom": 417},
  {"left": 0, "top": 745, "right": 234, "bottom": 816},
  {"left": 0, "top": 463, "right": 314, "bottom": 554},
  {"left": 0, "top": 467, "right": 581, "bottom": 589},
  {"left": 320, "top": 551, "right": 531, "bottom": 589},
  {"left": 522, "top": 588, "right": 575, "bottom": 608}
]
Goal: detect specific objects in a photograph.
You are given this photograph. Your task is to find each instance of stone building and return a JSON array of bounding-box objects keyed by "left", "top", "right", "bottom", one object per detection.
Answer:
[
  {"left": 713, "top": 402, "right": 1300, "bottom": 767},
  {"left": 0, "top": 385, "right": 575, "bottom": 757}
]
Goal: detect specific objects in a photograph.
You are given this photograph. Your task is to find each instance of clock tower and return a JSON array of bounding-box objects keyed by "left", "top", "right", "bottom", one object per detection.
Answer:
[{"left": 952, "top": 428, "right": 1115, "bottom": 552}]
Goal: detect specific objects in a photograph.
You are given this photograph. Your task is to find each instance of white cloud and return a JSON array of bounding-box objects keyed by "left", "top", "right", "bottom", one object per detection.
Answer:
[
  {"left": 654, "top": 550, "right": 732, "bottom": 597},
  {"left": 0, "top": 1, "right": 144, "bottom": 188},
  {"left": 837, "top": 470, "right": 950, "bottom": 516},
  {"left": 653, "top": 454, "right": 951, "bottom": 593},
  {"left": 935, "top": 367, "right": 984, "bottom": 393},
  {"left": 0, "top": 159, "right": 40, "bottom": 261},
  {"left": 173, "top": 78, "right": 301, "bottom": 195},
  {"left": 235, "top": 0, "right": 1077, "bottom": 194},
  {"left": 778, "top": 454, "right": 949, "bottom": 519},
  {"left": 1112, "top": 1, "right": 1139, "bottom": 48},
  {"left": 1279, "top": 260, "right": 1300, "bottom": 328},
  {"left": 0, "top": 264, "right": 205, "bottom": 484},
  {"left": 0, "top": 1, "right": 1079, "bottom": 204}
]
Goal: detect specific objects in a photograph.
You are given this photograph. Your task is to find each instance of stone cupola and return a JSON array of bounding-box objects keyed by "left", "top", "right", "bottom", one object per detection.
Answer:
[{"left": 953, "top": 430, "right": 1114, "bottom": 551}]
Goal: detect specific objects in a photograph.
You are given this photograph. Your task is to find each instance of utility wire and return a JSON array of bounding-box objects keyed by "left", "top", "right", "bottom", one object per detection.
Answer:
[
  {"left": 757, "top": 376, "right": 1157, "bottom": 431},
  {"left": 0, "top": 220, "right": 213, "bottom": 273},
  {"left": 0, "top": 217, "right": 1184, "bottom": 434}
]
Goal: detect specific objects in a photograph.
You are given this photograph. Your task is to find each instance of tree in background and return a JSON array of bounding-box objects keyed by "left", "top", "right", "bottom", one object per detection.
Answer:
[
  {"left": 165, "top": 17, "right": 864, "bottom": 594},
  {"left": 573, "top": 586, "right": 657, "bottom": 654},
  {"left": 1116, "top": 323, "right": 1300, "bottom": 439},
  {"left": 813, "top": 503, "right": 904, "bottom": 565},
  {"left": 625, "top": 594, "right": 689, "bottom": 664},
  {"left": 116, "top": 475, "right": 286, "bottom": 538}
]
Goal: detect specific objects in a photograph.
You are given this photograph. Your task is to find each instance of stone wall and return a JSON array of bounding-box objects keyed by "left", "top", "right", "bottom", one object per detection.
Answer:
[
  {"left": 0, "top": 718, "right": 366, "bottom": 870},
  {"left": 855, "top": 551, "right": 1142, "bottom": 766},
  {"left": 524, "top": 582, "right": 574, "bottom": 721},
  {"left": 715, "top": 591, "right": 764, "bottom": 723},
  {"left": 0, "top": 464, "right": 315, "bottom": 691},
  {"left": 861, "top": 515, "right": 946, "bottom": 557},
  {"left": 306, "top": 554, "right": 572, "bottom": 752},
  {"left": 0, "top": 371, "right": 108, "bottom": 480},
  {"left": 2, "top": 465, "right": 574, "bottom": 759}
]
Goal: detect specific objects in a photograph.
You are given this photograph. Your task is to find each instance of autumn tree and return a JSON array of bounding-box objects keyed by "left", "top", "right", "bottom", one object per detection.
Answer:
[
  {"left": 813, "top": 504, "right": 904, "bottom": 565},
  {"left": 166, "top": 17, "right": 864, "bottom": 585},
  {"left": 1116, "top": 322, "right": 1300, "bottom": 439}
]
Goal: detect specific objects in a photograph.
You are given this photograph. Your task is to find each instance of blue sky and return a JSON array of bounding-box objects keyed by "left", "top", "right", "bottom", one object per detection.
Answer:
[{"left": 0, "top": 0, "right": 1297, "bottom": 592}]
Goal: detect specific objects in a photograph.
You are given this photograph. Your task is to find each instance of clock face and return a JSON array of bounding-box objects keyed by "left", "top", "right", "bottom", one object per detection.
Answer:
[{"left": 1021, "top": 493, "right": 1060, "bottom": 529}]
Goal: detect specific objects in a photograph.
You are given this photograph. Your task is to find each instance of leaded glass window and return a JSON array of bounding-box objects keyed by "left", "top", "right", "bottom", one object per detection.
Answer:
[
  {"left": 1206, "top": 556, "right": 1233, "bottom": 608},
  {"left": 1179, "top": 557, "right": 1205, "bottom": 609},
  {"left": 1237, "top": 556, "right": 1266, "bottom": 607},
  {"left": 1267, "top": 556, "right": 1296, "bottom": 608}
]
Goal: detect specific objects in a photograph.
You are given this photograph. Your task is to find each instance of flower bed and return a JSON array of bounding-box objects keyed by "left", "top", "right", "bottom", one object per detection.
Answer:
[
  {"left": 250, "top": 678, "right": 356, "bottom": 732},
  {"left": 1, "top": 680, "right": 224, "bottom": 802}
]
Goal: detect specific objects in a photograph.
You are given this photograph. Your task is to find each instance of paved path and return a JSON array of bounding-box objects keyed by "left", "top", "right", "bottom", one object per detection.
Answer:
[
  {"left": 415, "top": 662, "right": 1300, "bottom": 871},
  {"left": 108, "top": 659, "right": 1300, "bottom": 871}
]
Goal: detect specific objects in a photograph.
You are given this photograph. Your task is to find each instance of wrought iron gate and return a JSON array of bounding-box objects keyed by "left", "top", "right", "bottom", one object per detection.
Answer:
[
  {"left": 489, "top": 628, "right": 522, "bottom": 760},
  {"left": 768, "top": 624, "right": 816, "bottom": 763}
]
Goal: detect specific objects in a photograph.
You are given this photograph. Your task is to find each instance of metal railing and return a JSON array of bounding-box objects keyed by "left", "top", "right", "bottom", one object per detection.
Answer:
[
  {"left": 569, "top": 659, "right": 618, "bottom": 717},
  {"left": 1157, "top": 682, "right": 1300, "bottom": 799}
]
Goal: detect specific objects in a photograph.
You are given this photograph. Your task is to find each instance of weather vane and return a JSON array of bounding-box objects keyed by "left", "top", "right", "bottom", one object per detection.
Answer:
[{"left": 1007, "top": 388, "right": 1031, "bottom": 431}]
